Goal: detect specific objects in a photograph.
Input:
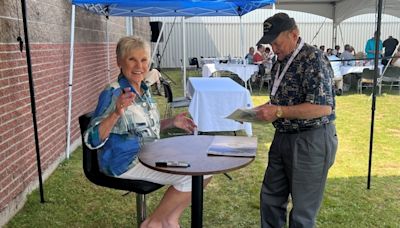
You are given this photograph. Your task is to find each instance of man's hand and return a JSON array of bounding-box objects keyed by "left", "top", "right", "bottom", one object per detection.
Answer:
[{"left": 254, "top": 103, "right": 278, "bottom": 122}]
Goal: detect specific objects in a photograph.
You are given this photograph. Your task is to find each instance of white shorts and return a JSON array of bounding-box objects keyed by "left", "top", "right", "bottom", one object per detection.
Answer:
[{"left": 118, "top": 162, "right": 211, "bottom": 192}]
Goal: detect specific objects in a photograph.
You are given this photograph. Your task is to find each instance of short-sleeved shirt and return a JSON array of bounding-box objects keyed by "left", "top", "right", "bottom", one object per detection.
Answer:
[
  {"left": 383, "top": 37, "right": 399, "bottom": 56},
  {"left": 270, "top": 38, "right": 336, "bottom": 132},
  {"left": 365, "top": 38, "right": 383, "bottom": 59},
  {"left": 340, "top": 51, "right": 355, "bottom": 66},
  {"left": 253, "top": 51, "right": 264, "bottom": 64},
  {"left": 245, "top": 53, "right": 254, "bottom": 64},
  {"left": 84, "top": 75, "right": 160, "bottom": 176}
]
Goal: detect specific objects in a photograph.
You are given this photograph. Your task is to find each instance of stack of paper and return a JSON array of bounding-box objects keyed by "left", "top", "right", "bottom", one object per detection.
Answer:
[{"left": 207, "top": 136, "right": 257, "bottom": 157}]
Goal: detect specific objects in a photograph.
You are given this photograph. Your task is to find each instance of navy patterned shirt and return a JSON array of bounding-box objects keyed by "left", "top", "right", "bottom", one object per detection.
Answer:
[{"left": 270, "top": 38, "right": 336, "bottom": 132}]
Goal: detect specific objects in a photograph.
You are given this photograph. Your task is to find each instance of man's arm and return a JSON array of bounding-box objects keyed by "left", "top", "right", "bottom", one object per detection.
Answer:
[
  {"left": 279, "top": 103, "right": 331, "bottom": 119},
  {"left": 255, "top": 102, "right": 332, "bottom": 123}
]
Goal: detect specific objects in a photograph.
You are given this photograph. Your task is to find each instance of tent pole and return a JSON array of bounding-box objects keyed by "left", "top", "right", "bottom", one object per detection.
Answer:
[
  {"left": 106, "top": 16, "right": 110, "bottom": 83},
  {"left": 21, "top": 0, "right": 45, "bottom": 203},
  {"left": 66, "top": 5, "right": 76, "bottom": 159},
  {"left": 126, "top": 17, "right": 133, "bottom": 35},
  {"left": 125, "top": 18, "right": 129, "bottom": 35},
  {"left": 240, "top": 16, "right": 247, "bottom": 89},
  {"left": 331, "top": 2, "right": 337, "bottom": 47},
  {"left": 367, "top": 0, "right": 383, "bottom": 190},
  {"left": 182, "top": 17, "right": 187, "bottom": 96},
  {"left": 240, "top": 16, "right": 244, "bottom": 57}
]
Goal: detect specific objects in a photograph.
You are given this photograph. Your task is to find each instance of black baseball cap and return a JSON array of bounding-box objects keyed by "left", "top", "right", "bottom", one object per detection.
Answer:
[{"left": 257, "top": 13, "right": 296, "bottom": 45}]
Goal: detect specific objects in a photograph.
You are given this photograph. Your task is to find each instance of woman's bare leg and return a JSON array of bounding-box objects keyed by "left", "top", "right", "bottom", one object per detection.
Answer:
[{"left": 141, "top": 177, "right": 212, "bottom": 228}]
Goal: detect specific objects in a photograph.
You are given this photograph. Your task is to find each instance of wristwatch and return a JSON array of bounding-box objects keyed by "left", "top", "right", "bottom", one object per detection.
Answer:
[{"left": 276, "top": 106, "right": 283, "bottom": 118}]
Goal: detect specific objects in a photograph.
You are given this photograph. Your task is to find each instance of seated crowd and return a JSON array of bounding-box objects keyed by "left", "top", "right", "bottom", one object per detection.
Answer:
[{"left": 244, "top": 38, "right": 398, "bottom": 95}]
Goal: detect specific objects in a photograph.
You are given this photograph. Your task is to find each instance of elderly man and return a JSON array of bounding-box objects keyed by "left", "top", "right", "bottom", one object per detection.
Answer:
[{"left": 254, "top": 13, "right": 338, "bottom": 227}]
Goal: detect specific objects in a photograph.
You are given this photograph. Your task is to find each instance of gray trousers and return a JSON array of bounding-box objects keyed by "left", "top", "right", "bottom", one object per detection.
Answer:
[{"left": 260, "top": 124, "right": 338, "bottom": 228}]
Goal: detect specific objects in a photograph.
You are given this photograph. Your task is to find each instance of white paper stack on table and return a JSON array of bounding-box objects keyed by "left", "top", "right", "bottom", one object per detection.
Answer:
[{"left": 207, "top": 136, "right": 257, "bottom": 157}]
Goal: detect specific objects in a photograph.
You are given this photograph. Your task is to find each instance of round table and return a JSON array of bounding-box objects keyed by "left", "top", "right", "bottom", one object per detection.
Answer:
[{"left": 139, "top": 135, "right": 257, "bottom": 228}]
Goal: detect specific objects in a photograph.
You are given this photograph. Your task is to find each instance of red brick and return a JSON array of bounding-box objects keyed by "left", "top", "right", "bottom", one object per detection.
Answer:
[{"left": 0, "top": 42, "right": 123, "bottom": 209}]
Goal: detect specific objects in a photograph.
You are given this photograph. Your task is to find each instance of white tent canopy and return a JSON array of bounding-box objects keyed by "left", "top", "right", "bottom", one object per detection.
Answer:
[
  {"left": 263, "top": 0, "right": 400, "bottom": 46},
  {"left": 267, "top": 0, "right": 400, "bottom": 24}
]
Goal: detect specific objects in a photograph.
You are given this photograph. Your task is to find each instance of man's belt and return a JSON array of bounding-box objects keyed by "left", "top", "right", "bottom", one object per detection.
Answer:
[{"left": 277, "top": 122, "right": 332, "bottom": 134}]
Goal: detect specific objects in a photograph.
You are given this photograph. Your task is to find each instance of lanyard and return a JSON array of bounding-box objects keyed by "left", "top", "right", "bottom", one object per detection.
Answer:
[{"left": 271, "top": 38, "right": 305, "bottom": 96}]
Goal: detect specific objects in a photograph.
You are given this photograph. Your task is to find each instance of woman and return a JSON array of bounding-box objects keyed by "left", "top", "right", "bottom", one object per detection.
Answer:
[
  {"left": 85, "top": 36, "right": 211, "bottom": 228},
  {"left": 244, "top": 46, "right": 255, "bottom": 64},
  {"left": 391, "top": 47, "right": 400, "bottom": 67}
]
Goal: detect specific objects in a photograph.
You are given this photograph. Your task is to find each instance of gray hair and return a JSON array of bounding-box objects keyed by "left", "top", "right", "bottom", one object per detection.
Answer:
[{"left": 116, "top": 36, "right": 151, "bottom": 61}]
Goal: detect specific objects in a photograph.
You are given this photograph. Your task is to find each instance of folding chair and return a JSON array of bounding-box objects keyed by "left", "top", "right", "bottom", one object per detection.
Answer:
[
  {"left": 258, "top": 68, "right": 272, "bottom": 94},
  {"left": 380, "top": 66, "right": 400, "bottom": 94},
  {"left": 162, "top": 80, "right": 191, "bottom": 118},
  {"left": 188, "top": 57, "right": 201, "bottom": 76},
  {"left": 358, "top": 69, "right": 376, "bottom": 94}
]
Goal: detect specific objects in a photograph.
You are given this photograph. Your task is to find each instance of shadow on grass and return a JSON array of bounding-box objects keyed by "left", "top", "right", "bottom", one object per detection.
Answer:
[{"left": 5, "top": 145, "right": 399, "bottom": 227}]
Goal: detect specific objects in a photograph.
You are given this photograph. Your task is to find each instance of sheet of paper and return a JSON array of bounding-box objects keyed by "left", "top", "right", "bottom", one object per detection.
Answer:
[{"left": 225, "top": 108, "right": 260, "bottom": 123}]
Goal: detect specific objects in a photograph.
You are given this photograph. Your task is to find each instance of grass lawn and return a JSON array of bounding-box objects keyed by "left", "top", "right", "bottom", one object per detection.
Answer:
[{"left": 5, "top": 70, "right": 400, "bottom": 227}]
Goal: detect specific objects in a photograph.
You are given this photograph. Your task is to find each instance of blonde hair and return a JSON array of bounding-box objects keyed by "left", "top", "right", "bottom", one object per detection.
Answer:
[{"left": 116, "top": 36, "right": 151, "bottom": 61}]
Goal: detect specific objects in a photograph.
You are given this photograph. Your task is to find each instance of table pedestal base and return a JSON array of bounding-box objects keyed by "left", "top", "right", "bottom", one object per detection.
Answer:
[{"left": 192, "top": 175, "right": 203, "bottom": 228}]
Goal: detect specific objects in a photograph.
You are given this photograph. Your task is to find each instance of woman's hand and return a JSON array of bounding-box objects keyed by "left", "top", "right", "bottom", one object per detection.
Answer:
[
  {"left": 114, "top": 87, "right": 136, "bottom": 116},
  {"left": 173, "top": 112, "right": 197, "bottom": 133}
]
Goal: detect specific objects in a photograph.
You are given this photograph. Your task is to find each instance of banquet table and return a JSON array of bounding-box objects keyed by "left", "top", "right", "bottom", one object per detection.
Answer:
[
  {"left": 340, "top": 64, "right": 384, "bottom": 75},
  {"left": 201, "top": 63, "right": 258, "bottom": 83},
  {"left": 187, "top": 77, "right": 253, "bottom": 136}
]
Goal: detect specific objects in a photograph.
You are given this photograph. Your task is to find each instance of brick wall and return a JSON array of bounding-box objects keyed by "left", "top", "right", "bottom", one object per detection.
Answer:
[{"left": 0, "top": 0, "right": 151, "bottom": 225}]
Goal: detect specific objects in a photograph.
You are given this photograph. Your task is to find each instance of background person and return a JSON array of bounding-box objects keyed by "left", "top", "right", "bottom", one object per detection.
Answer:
[
  {"left": 263, "top": 46, "right": 275, "bottom": 71},
  {"left": 365, "top": 31, "right": 383, "bottom": 64},
  {"left": 382, "top": 35, "right": 399, "bottom": 65},
  {"left": 254, "top": 13, "right": 337, "bottom": 228},
  {"left": 326, "top": 48, "right": 333, "bottom": 56},
  {"left": 245, "top": 46, "right": 255, "bottom": 64},
  {"left": 253, "top": 44, "right": 267, "bottom": 78},
  {"left": 84, "top": 36, "right": 211, "bottom": 228},
  {"left": 253, "top": 44, "right": 266, "bottom": 64},
  {"left": 341, "top": 44, "right": 355, "bottom": 66},
  {"left": 334, "top": 45, "right": 341, "bottom": 57},
  {"left": 391, "top": 46, "right": 400, "bottom": 67}
]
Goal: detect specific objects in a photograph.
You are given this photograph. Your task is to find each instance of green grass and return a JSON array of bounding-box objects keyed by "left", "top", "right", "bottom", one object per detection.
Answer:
[{"left": 5, "top": 70, "right": 400, "bottom": 227}]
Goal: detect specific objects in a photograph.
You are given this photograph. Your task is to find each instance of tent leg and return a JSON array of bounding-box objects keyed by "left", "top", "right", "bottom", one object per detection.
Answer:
[
  {"left": 21, "top": 0, "right": 45, "bottom": 203},
  {"left": 182, "top": 17, "right": 187, "bottom": 96},
  {"left": 367, "top": 0, "right": 384, "bottom": 190},
  {"left": 66, "top": 5, "right": 76, "bottom": 159}
]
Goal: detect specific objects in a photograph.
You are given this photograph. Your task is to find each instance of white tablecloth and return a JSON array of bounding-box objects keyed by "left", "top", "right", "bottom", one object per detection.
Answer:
[
  {"left": 187, "top": 77, "right": 253, "bottom": 136},
  {"left": 202, "top": 63, "right": 259, "bottom": 82},
  {"left": 340, "top": 64, "right": 383, "bottom": 75},
  {"left": 201, "top": 57, "right": 242, "bottom": 65}
]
